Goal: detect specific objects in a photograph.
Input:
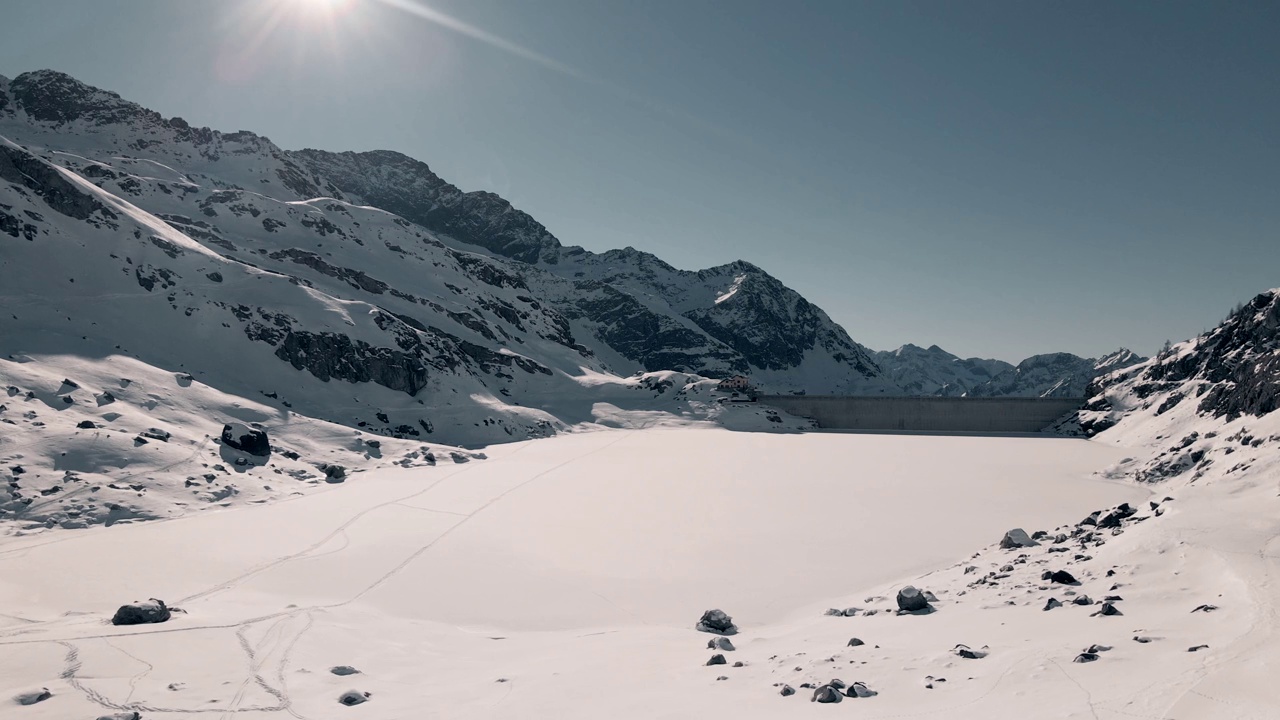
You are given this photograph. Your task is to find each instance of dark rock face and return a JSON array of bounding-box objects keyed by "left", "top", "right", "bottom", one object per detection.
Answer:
[
  {"left": 289, "top": 149, "right": 561, "bottom": 265},
  {"left": 221, "top": 422, "right": 270, "bottom": 457},
  {"left": 696, "top": 608, "right": 738, "bottom": 635},
  {"left": 111, "top": 598, "right": 171, "bottom": 625},
  {"left": 564, "top": 280, "right": 747, "bottom": 374},
  {"left": 1087, "top": 290, "right": 1280, "bottom": 429},
  {"left": 0, "top": 144, "right": 114, "bottom": 221},
  {"left": 274, "top": 331, "right": 430, "bottom": 396},
  {"left": 896, "top": 586, "right": 930, "bottom": 612}
]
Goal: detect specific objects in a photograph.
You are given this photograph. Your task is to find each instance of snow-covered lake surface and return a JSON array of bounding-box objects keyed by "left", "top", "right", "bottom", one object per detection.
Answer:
[{"left": 0, "top": 428, "right": 1151, "bottom": 718}]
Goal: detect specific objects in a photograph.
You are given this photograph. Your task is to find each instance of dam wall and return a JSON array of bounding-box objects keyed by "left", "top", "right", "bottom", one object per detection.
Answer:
[{"left": 758, "top": 395, "right": 1083, "bottom": 433}]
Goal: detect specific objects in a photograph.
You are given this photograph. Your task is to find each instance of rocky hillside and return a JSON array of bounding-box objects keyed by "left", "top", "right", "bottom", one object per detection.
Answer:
[{"left": 1081, "top": 289, "right": 1280, "bottom": 439}]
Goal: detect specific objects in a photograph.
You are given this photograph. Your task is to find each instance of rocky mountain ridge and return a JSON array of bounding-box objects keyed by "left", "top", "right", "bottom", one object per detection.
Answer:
[{"left": 874, "top": 344, "right": 1146, "bottom": 398}]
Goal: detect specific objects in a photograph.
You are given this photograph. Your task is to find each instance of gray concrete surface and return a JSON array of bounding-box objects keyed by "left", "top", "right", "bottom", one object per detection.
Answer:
[{"left": 759, "top": 395, "right": 1083, "bottom": 433}]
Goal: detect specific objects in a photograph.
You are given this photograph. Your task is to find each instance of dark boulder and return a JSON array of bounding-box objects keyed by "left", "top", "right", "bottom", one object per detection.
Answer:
[
  {"left": 779, "top": 684, "right": 795, "bottom": 697},
  {"left": 1000, "top": 528, "right": 1038, "bottom": 549},
  {"left": 896, "top": 585, "right": 930, "bottom": 612},
  {"left": 338, "top": 690, "right": 370, "bottom": 706},
  {"left": 845, "top": 681, "right": 876, "bottom": 698},
  {"left": 707, "top": 636, "right": 734, "bottom": 651},
  {"left": 706, "top": 654, "right": 727, "bottom": 666},
  {"left": 811, "top": 684, "right": 842, "bottom": 703},
  {"left": 323, "top": 464, "right": 348, "bottom": 483},
  {"left": 1093, "top": 602, "right": 1123, "bottom": 617},
  {"left": 221, "top": 422, "right": 269, "bottom": 456},
  {"left": 111, "top": 598, "right": 171, "bottom": 625},
  {"left": 1044, "top": 598, "right": 1063, "bottom": 611},
  {"left": 1074, "top": 652, "right": 1099, "bottom": 663},
  {"left": 847, "top": 637, "right": 865, "bottom": 647},
  {"left": 77, "top": 420, "right": 96, "bottom": 429},
  {"left": 330, "top": 665, "right": 361, "bottom": 676},
  {"left": 1048, "top": 570, "right": 1078, "bottom": 584},
  {"left": 696, "top": 608, "right": 737, "bottom": 635}
]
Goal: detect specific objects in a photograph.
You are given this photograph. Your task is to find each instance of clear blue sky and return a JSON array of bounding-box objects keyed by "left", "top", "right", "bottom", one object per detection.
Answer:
[{"left": 2, "top": 0, "right": 1276, "bottom": 361}]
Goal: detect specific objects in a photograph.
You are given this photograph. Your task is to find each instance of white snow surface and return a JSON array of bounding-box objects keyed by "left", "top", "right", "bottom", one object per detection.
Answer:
[{"left": 0, "top": 427, "right": 1166, "bottom": 720}]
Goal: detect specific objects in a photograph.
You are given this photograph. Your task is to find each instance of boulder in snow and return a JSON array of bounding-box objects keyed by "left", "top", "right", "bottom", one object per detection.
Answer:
[
  {"left": 111, "top": 598, "right": 171, "bottom": 625},
  {"left": 221, "top": 422, "right": 270, "bottom": 456},
  {"left": 338, "top": 690, "right": 370, "bottom": 706},
  {"left": 999, "top": 528, "right": 1038, "bottom": 549},
  {"left": 706, "top": 654, "right": 727, "bottom": 666},
  {"left": 896, "top": 585, "right": 930, "bottom": 612},
  {"left": 707, "top": 637, "right": 734, "bottom": 651},
  {"left": 330, "top": 665, "right": 361, "bottom": 676},
  {"left": 810, "top": 684, "right": 842, "bottom": 703},
  {"left": 696, "top": 608, "right": 737, "bottom": 635},
  {"left": 13, "top": 688, "right": 51, "bottom": 705}
]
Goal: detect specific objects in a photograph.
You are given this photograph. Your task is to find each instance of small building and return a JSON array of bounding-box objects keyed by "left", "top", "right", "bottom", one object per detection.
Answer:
[{"left": 717, "top": 375, "right": 752, "bottom": 392}]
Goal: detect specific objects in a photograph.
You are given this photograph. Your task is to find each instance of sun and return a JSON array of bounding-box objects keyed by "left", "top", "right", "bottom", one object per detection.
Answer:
[{"left": 288, "top": 0, "right": 357, "bottom": 17}]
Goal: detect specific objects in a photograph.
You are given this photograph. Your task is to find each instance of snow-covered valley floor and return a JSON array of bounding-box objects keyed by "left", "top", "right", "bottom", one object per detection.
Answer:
[{"left": 2, "top": 426, "right": 1276, "bottom": 719}]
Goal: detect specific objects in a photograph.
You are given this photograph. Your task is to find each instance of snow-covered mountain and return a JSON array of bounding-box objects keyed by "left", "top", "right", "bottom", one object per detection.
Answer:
[
  {"left": 1081, "top": 289, "right": 1280, "bottom": 439},
  {"left": 0, "top": 69, "right": 820, "bottom": 528},
  {"left": 872, "top": 344, "right": 1013, "bottom": 396},
  {"left": 875, "top": 344, "right": 1146, "bottom": 398},
  {"left": 290, "top": 149, "right": 895, "bottom": 394}
]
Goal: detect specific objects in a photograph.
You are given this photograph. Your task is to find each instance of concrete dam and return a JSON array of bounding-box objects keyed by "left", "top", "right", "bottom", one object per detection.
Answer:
[{"left": 759, "top": 395, "right": 1084, "bottom": 433}]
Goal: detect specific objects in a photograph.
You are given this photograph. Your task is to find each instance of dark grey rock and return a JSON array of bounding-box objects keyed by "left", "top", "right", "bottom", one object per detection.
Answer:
[
  {"left": 1048, "top": 570, "right": 1078, "bottom": 584},
  {"left": 221, "top": 422, "right": 269, "bottom": 456},
  {"left": 706, "top": 654, "right": 727, "bottom": 666},
  {"left": 1093, "top": 602, "right": 1122, "bottom": 617},
  {"left": 1000, "top": 528, "right": 1038, "bottom": 549},
  {"left": 847, "top": 637, "right": 865, "bottom": 647},
  {"left": 330, "top": 665, "right": 360, "bottom": 676},
  {"left": 846, "top": 681, "right": 876, "bottom": 698},
  {"left": 779, "top": 684, "right": 795, "bottom": 697},
  {"left": 811, "top": 684, "right": 842, "bottom": 703},
  {"left": 696, "top": 608, "right": 737, "bottom": 635},
  {"left": 1188, "top": 644, "right": 1209, "bottom": 652},
  {"left": 96, "top": 714, "right": 141, "bottom": 720},
  {"left": 1044, "top": 598, "right": 1063, "bottom": 611},
  {"left": 111, "top": 598, "right": 171, "bottom": 625},
  {"left": 1074, "top": 652, "right": 1099, "bottom": 663},
  {"left": 338, "top": 690, "right": 370, "bottom": 706},
  {"left": 896, "top": 585, "right": 930, "bottom": 612},
  {"left": 707, "top": 636, "right": 734, "bottom": 651}
]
